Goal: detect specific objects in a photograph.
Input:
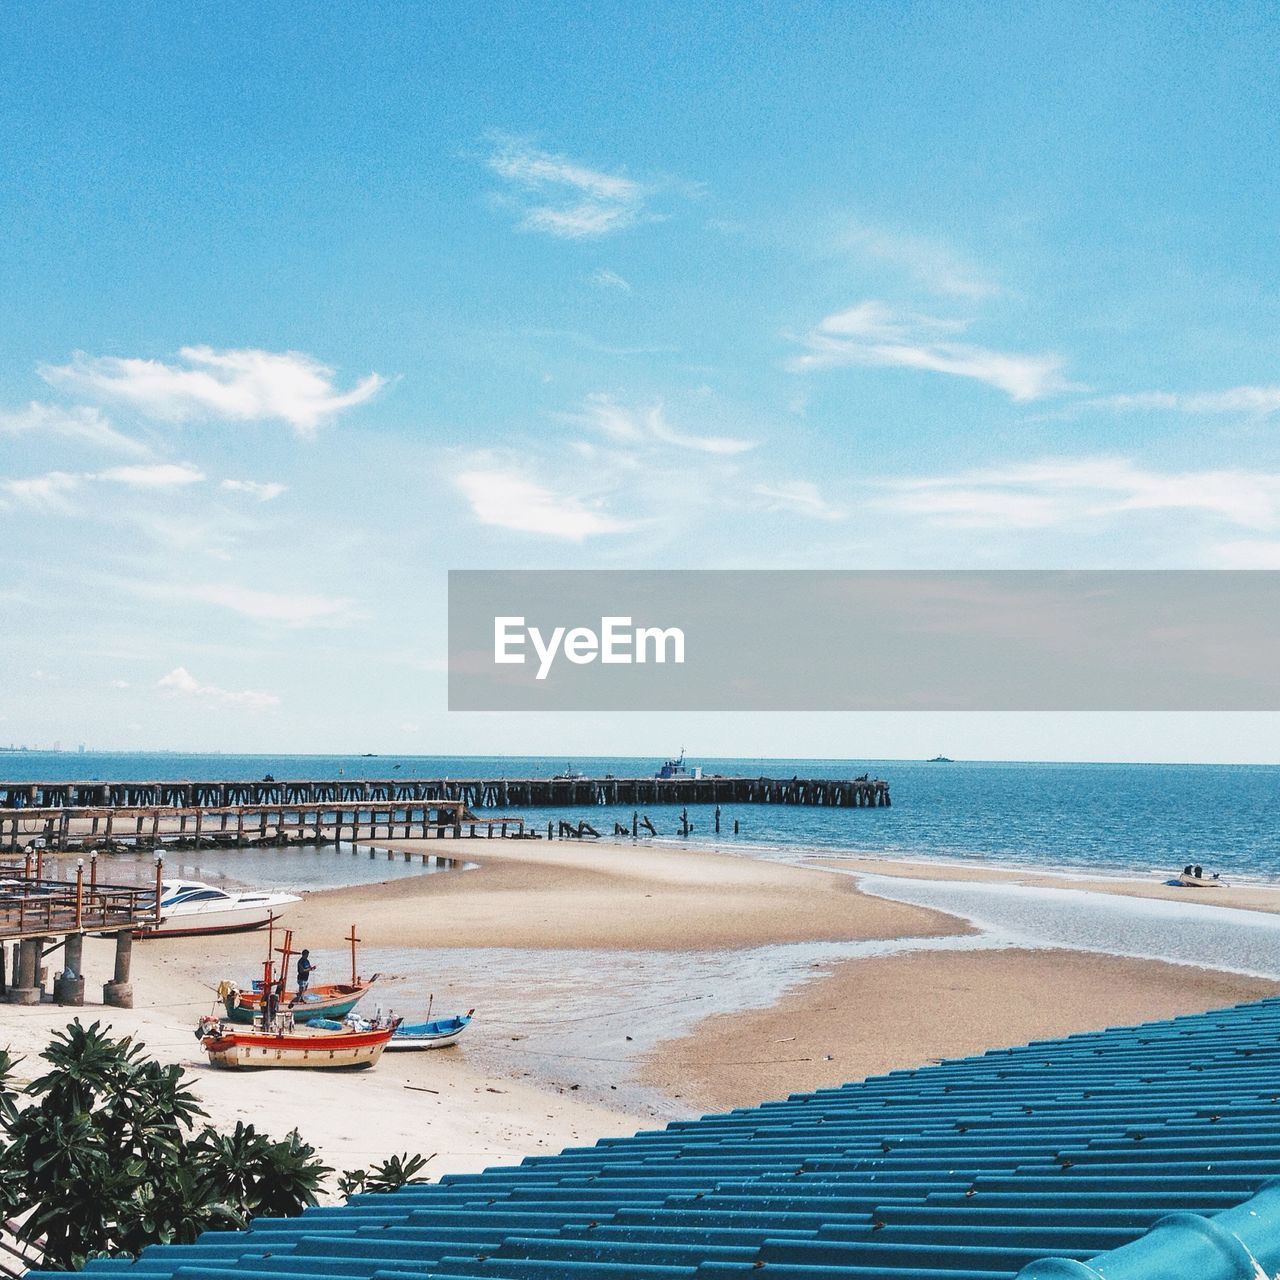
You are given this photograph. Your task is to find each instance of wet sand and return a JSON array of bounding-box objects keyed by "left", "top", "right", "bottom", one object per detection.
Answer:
[
  {"left": 641, "top": 945, "right": 1280, "bottom": 1113},
  {"left": 809, "top": 852, "right": 1280, "bottom": 914}
]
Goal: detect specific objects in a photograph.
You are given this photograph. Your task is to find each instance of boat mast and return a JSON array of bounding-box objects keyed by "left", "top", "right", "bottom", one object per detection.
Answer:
[{"left": 346, "top": 923, "right": 360, "bottom": 985}]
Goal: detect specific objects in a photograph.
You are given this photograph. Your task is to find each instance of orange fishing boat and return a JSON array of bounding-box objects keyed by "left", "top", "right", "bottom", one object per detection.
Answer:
[
  {"left": 219, "top": 923, "right": 379, "bottom": 1023},
  {"left": 196, "top": 1016, "right": 394, "bottom": 1069},
  {"left": 197, "top": 924, "right": 394, "bottom": 1070}
]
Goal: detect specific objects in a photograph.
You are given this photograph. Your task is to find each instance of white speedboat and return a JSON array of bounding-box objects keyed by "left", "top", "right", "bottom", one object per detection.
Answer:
[{"left": 137, "top": 879, "right": 300, "bottom": 938}]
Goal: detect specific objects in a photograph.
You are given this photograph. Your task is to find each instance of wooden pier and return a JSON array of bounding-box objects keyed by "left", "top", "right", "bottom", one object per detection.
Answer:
[
  {"left": 0, "top": 801, "right": 526, "bottom": 854},
  {"left": 0, "top": 773, "right": 891, "bottom": 810},
  {"left": 0, "top": 857, "right": 156, "bottom": 1008}
]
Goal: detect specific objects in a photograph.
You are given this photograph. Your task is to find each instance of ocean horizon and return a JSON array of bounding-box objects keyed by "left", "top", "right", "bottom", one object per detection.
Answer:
[{"left": 3, "top": 751, "right": 1276, "bottom": 883}]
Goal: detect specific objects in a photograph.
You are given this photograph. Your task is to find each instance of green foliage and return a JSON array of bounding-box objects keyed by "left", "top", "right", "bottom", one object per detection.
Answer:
[
  {"left": 337, "top": 1150, "right": 434, "bottom": 1200},
  {"left": 193, "top": 1121, "right": 332, "bottom": 1220},
  {"left": 0, "top": 1021, "right": 331, "bottom": 1270}
]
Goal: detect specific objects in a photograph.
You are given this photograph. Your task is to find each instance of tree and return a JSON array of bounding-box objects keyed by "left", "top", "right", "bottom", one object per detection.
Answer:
[
  {"left": 336, "top": 1151, "right": 435, "bottom": 1200},
  {"left": 0, "top": 1022, "right": 331, "bottom": 1270}
]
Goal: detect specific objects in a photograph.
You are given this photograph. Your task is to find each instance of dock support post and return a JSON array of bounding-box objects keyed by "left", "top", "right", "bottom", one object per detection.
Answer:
[
  {"left": 55, "top": 933, "right": 85, "bottom": 1006},
  {"left": 103, "top": 930, "right": 134, "bottom": 1008},
  {"left": 7, "top": 936, "right": 46, "bottom": 1004}
]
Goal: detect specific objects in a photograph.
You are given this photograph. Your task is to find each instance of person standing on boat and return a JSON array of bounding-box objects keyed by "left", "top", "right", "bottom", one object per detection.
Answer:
[{"left": 295, "top": 949, "right": 315, "bottom": 1001}]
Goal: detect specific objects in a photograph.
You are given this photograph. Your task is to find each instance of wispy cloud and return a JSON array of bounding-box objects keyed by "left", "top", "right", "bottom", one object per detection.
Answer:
[
  {"left": 877, "top": 457, "right": 1280, "bottom": 530},
  {"left": 1212, "top": 540, "right": 1280, "bottom": 568},
  {"left": 837, "top": 222, "right": 999, "bottom": 300},
  {"left": 0, "top": 401, "right": 151, "bottom": 456},
  {"left": 2, "top": 462, "right": 204, "bottom": 509},
  {"left": 576, "top": 394, "right": 755, "bottom": 455},
  {"left": 98, "top": 463, "right": 205, "bottom": 489},
  {"left": 485, "top": 136, "right": 663, "bottom": 239},
  {"left": 222, "top": 479, "right": 286, "bottom": 501},
  {"left": 40, "top": 347, "right": 385, "bottom": 436},
  {"left": 1095, "top": 386, "right": 1280, "bottom": 416},
  {"left": 752, "top": 480, "right": 845, "bottom": 521},
  {"left": 189, "top": 583, "right": 352, "bottom": 626},
  {"left": 156, "top": 666, "right": 280, "bottom": 710},
  {"left": 2, "top": 470, "right": 82, "bottom": 510},
  {"left": 118, "top": 576, "right": 353, "bottom": 626},
  {"left": 454, "top": 467, "right": 631, "bottom": 540},
  {"left": 788, "top": 300, "right": 1076, "bottom": 402},
  {"left": 589, "top": 268, "right": 632, "bottom": 292}
]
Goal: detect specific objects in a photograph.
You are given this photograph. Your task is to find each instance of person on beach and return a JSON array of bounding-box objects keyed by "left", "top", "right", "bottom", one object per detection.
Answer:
[{"left": 293, "top": 949, "right": 315, "bottom": 1003}]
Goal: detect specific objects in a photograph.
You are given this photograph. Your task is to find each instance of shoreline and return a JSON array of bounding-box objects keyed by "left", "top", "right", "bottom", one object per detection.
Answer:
[{"left": 6, "top": 836, "right": 1280, "bottom": 1180}]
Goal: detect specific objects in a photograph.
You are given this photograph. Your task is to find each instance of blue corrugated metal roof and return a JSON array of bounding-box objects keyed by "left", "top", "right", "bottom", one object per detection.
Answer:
[{"left": 36, "top": 995, "right": 1280, "bottom": 1279}]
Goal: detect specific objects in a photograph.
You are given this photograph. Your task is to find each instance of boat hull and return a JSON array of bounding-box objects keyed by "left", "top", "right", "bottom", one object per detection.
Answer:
[
  {"left": 384, "top": 1029, "right": 466, "bottom": 1050},
  {"left": 226, "top": 978, "right": 377, "bottom": 1024},
  {"left": 384, "top": 1013, "right": 473, "bottom": 1051},
  {"left": 202, "top": 1026, "right": 392, "bottom": 1069},
  {"left": 137, "top": 899, "right": 297, "bottom": 938},
  {"left": 1178, "top": 873, "right": 1222, "bottom": 888}
]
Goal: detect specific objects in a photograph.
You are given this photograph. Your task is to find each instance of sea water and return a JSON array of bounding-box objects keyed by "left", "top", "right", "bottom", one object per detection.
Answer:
[{"left": 3, "top": 752, "right": 1277, "bottom": 881}]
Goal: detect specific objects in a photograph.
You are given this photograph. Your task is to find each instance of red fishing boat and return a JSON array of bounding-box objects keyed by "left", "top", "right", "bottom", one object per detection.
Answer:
[
  {"left": 197, "top": 925, "right": 394, "bottom": 1070},
  {"left": 196, "top": 1017, "right": 394, "bottom": 1069}
]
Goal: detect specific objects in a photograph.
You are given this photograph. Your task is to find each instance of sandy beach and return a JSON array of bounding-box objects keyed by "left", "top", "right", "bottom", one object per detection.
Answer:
[{"left": 4, "top": 837, "right": 1278, "bottom": 1189}]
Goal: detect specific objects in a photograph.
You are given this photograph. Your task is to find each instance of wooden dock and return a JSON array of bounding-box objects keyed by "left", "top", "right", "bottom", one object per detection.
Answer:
[
  {"left": 0, "top": 857, "right": 155, "bottom": 1007},
  {"left": 0, "top": 801, "right": 526, "bottom": 854},
  {"left": 0, "top": 773, "right": 891, "bottom": 810}
]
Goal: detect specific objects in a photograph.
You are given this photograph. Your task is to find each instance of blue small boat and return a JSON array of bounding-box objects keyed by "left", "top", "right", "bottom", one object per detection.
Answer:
[
  {"left": 386, "top": 1009, "right": 474, "bottom": 1051},
  {"left": 320, "top": 1008, "right": 475, "bottom": 1050}
]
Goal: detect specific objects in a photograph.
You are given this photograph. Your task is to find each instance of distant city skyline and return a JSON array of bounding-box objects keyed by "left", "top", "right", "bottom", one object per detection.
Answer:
[{"left": 2, "top": 5, "right": 1279, "bottom": 762}]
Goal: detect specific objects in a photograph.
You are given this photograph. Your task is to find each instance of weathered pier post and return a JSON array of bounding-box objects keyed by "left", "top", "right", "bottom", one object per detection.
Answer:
[
  {"left": 6, "top": 935, "right": 46, "bottom": 1004},
  {"left": 55, "top": 933, "right": 85, "bottom": 1006},
  {"left": 103, "top": 930, "right": 134, "bottom": 1008}
]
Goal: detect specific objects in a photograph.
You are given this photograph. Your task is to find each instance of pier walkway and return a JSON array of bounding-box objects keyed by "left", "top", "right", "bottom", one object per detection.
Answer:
[
  {"left": 0, "top": 801, "right": 525, "bottom": 854},
  {"left": 0, "top": 857, "right": 154, "bottom": 1007},
  {"left": 0, "top": 773, "right": 891, "bottom": 810}
]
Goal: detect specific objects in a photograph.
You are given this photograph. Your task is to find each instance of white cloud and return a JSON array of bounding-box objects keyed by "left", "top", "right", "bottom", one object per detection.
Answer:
[
  {"left": 1212, "top": 540, "right": 1280, "bottom": 568},
  {"left": 752, "top": 480, "right": 845, "bottom": 521},
  {"left": 222, "top": 479, "right": 286, "bottom": 501},
  {"left": 837, "top": 223, "right": 999, "bottom": 300},
  {"left": 188, "top": 583, "right": 353, "bottom": 626},
  {"left": 877, "top": 457, "right": 1280, "bottom": 530},
  {"left": 789, "top": 301, "right": 1075, "bottom": 402},
  {"left": 589, "top": 268, "right": 632, "bottom": 292},
  {"left": 98, "top": 463, "right": 205, "bottom": 489},
  {"left": 40, "top": 347, "right": 385, "bottom": 436},
  {"left": 0, "top": 402, "right": 150, "bottom": 456},
  {"left": 2, "top": 470, "right": 82, "bottom": 510},
  {"left": 156, "top": 666, "right": 280, "bottom": 710},
  {"left": 485, "top": 137, "right": 659, "bottom": 239},
  {"left": 1096, "top": 387, "right": 1280, "bottom": 415},
  {"left": 1, "top": 462, "right": 204, "bottom": 510},
  {"left": 109, "top": 679, "right": 130, "bottom": 689},
  {"left": 578, "top": 394, "right": 755, "bottom": 455},
  {"left": 454, "top": 468, "right": 631, "bottom": 540}
]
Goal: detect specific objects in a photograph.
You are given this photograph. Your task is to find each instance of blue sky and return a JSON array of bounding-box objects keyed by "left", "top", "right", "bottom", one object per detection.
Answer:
[{"left": 2, "top": 3, "right": 1279, "bottom": 760}]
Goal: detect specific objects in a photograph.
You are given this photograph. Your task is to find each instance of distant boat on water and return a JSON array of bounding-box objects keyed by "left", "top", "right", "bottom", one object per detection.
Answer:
[
  {"left": 927, "top": 755, "right": 955, "bottom": 763},
  {"left": 553, "top": 763, "right": 586, "bottom": 780},
  {"left": 656, "top": 748, "right": 701, "bottom": 780}
]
